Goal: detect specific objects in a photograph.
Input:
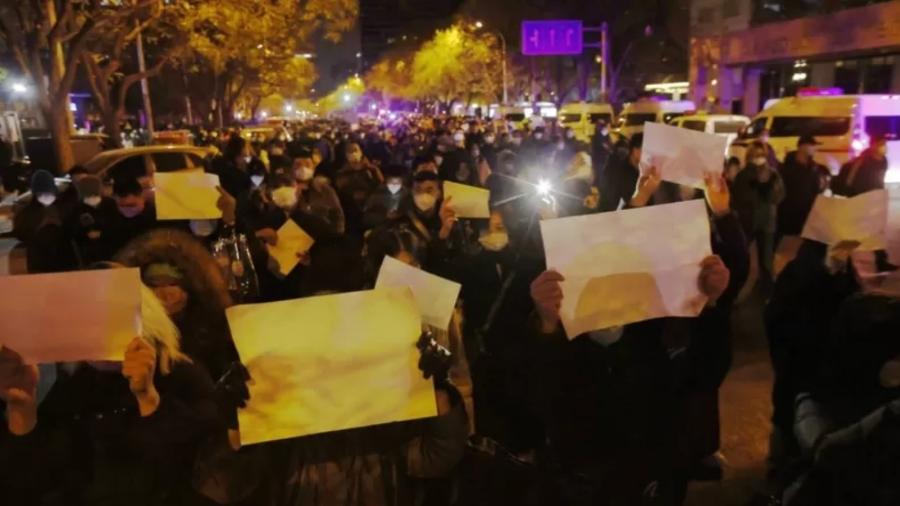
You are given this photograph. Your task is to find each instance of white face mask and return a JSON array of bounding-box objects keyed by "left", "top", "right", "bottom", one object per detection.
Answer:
[
  {"left": 271, "top": 186, "right": 298, "bottom": 210},
  {"left": 189, "top": 219, "right": 218, "bottom": 237},
  {"left": 534, "top": 133, "right": 543, "bottom": 140},
  {"left": 484, "top": 136, "right": 495, "bottom": 144},
  {"left": 434, "top": 155, "right": 443, "bottom": 167},
  {"left": 479, "top": 231, "right": 509, "bottom": 252},
  {"left": 453, "top": 133, "right": 466, "bottom": 144},
  {"left": 296, "top": 166, "right": 315, "bottom": 182},
  {"left": 587, "top": 326, "right": 624, "bottom": 347},
  {"left": 37, "top": 193, "right": 56, "bottom": 207},
  {"left": 600, "top": 128, "right": 610, "bottom": 136},
  {"left": 83, "top": 196, "right": 102, "bottom": 208},
  {"left": 387, "top": 182, "right": 403, "bottom": 195},
  {"left": 250, "top": 175, "right": 265, "bottom": 187},
  {"left": 752, "top": 157, "right": 767, "bottom": 167},
  {"left": 413, "top": 192, "right": 437, "bottom": 212},
  {"left": 461, "top": 124, "right": 470, "bottom": 133},
  {"left": 566, "top": 131, "right": 575, "bottom": 139},
  {"left": 243, "top": 155, "right": 252, "bottom": 164}
]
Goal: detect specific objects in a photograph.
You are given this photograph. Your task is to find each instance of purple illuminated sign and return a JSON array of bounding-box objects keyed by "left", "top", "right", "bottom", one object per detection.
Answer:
[{"left": 521, "top": 20, "right": 583, "bottom": 56}]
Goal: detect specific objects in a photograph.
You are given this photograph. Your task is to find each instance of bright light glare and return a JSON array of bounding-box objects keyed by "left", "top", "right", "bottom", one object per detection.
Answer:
[
  {"left": 475, "top": 21, "right": 484, "bottom": 29},
  {"left": 11, "top": 82, "right": 28, "bottom": 94},
  {"left": 536, "top": 179, "right": 552, "bottom": 197},
  {"left": 284, "top": 104, "right": 293, "bottom": 112},
  {"left": 260, "top": 110, "right": 268, "bottom": 118},
  {"left": 343, "top": 93, "right": 351, "bottom": 103}
]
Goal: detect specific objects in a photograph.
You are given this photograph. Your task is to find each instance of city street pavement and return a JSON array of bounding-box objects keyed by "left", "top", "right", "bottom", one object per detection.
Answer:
[{"left": 686, "top": 184, "right": 900, "bottom": 506}]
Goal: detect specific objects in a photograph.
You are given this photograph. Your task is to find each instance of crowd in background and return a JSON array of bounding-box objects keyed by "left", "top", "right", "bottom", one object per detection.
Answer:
[{"left": 0, "top": 112, "right": 899, "bottom": 506}]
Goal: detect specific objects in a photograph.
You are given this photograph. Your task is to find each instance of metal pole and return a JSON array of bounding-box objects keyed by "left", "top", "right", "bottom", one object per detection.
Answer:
[
  {"left": 500, "top": 32, "right": 508, "bottom": 105},
  {"left": 600, "top": 22, "right": 608, "bottom": 100},
  {"left": 136, "top": 25, "right": 155, "bottom": 135}
]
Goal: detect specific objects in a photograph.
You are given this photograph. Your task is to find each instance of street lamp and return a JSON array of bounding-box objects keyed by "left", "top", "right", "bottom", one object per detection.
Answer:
[{"left": 475, "top": 21, "right": 508, "bottom": 105}]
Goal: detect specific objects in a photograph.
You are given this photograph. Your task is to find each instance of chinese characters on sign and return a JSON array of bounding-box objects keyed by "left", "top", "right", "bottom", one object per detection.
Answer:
[{"left": 521, "top": 20, "right": 583, "bottom": 56}]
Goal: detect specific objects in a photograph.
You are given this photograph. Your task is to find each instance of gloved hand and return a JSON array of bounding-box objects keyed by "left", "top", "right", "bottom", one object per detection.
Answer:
[
  {"left": 215, "top": 361, "right": 251, "bottom": 409},
  {"left": 417, "top": 329, "right": 452, "bottom": 387}
]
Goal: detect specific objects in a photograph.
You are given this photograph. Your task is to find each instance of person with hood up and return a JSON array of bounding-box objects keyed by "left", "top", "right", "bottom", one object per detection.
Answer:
[
  {"left": 114, "top": 229, "right": 243, "bottom": 402},
  {"left": 0, "top": 283, "right": 224, "bottom": 505},
  {"left": 65, "top": 174, "right": 117, "bottom": 267},
  {"left": 13, "top": 169, "right": 76, "bottom": 273}
]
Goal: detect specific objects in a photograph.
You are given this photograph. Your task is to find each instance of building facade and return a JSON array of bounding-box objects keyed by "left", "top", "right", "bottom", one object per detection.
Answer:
[{"left": 690, "top": 0, "right": 900, "bottom": 114}]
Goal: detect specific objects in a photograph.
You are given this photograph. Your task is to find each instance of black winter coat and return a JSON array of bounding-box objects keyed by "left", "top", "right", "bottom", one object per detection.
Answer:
[{"left": 0, "top": 362, "right": 222, "bottom": 506}]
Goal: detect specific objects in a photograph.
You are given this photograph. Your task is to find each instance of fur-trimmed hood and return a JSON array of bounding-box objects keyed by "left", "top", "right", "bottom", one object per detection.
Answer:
[{"left": 113, "top": 228, "right": 233, "bottom": 314}]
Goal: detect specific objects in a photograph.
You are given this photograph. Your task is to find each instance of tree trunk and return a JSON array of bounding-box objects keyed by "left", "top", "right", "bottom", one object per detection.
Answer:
[
  {"left": 103, "top": 108, "right": 123, "bottom": 149},
  {"left": 45, "top": 104, "right": 75, "bottom": 172}
]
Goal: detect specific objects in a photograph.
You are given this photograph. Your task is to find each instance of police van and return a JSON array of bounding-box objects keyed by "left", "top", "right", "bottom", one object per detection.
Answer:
[
  {"left": 669, "top": 114, "right": 751, "bottom": 153},
  {"left": 730, "top": 94, "right": 900, "bottom": 182},
  {"left": 558, "top": 102, "right": 615, "bottom": 142},
  {"left": 616, "top": 99, "right": 696, "bottom": 140}
]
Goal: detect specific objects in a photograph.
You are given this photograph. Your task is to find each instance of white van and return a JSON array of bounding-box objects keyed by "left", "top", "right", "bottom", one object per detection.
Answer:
[
  {"left": 670, "top": 114, "right": 751, "bottom": 151},
  {"left": 495, "top": 106, "right": 531, "bottom": 130},
  {"left": 559, "top": 102, "right": 615, "bottom": 142},
  {"left": 617, "top": 99, "right": 696, "bottom": 139},
  {"left": 729, "top": 94, "right": 900, "bottom": 182}
]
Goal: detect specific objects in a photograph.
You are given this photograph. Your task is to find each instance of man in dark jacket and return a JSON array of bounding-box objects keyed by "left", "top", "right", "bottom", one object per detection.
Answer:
[
  {"left": 591, "top": 120, "right": 614, "bottom": 185},
  {"left": 598, "top": 133, "right": 642, "bottom": 212},
  {"left": 830, "top": 135, "right": 896, "bottom": 271},
  {"left": 777, "top": 135, "right": 830, "bottom": 237},
  {"left": 831, "top": 135, "right": 888, "bottom": 197},
  {"left": 97, "top": 175, "right": 158, "bottom": 260}
]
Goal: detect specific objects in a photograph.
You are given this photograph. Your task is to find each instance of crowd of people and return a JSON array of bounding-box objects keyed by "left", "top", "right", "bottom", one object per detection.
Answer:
[{"left": 0, "top": 112, "right": 898, "bottom": 506}]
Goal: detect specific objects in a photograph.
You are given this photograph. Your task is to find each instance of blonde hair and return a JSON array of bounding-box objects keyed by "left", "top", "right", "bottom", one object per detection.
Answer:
[{"left": 141, "top": 284, "right": 190, "bottom": 375}]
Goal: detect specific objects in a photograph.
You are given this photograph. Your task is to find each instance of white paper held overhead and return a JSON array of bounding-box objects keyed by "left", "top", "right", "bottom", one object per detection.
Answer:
[
  {"left": 227, "top": 288, "right": 437, "bottom": 445},
  {"left": 640, "top": 122, "right": 728, "bottom": 189},
  {"left": 375, "top": 255, "right": 461, "bottom": 330},
  {"left": 442, "top": 181, "right": 491, "bottom": 219},
  {"left": 540, "top": 199, "right": 712, "bottom": 338},
  {"left": 801, "top": 190, "right": 888, "bottom": 251},
  {"left": 0, "top": 269, "right": 142, "bottom": 363},
  {"left": 154, "top": 171, "right": 223, "bottom": 220},
  {"left": 267, "top": 219, "right": 315, "bottom": 276}
]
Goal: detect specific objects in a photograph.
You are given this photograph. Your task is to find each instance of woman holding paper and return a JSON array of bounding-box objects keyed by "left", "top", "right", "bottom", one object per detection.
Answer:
[{"left": 0, "top": 286, "right": 223, "bottom": 505}]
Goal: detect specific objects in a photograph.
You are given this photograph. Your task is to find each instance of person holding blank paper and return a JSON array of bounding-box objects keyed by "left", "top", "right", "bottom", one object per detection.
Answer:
[
  {"left": 0, "top": 285, "right": 223, "bottom": 506},
  {"left": 527, "top": 173, "right": 747, "bottom": 504}
]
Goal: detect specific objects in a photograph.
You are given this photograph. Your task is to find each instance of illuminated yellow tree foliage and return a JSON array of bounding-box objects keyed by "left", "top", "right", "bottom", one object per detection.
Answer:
[
  {"left": 176, "top": 0, "right": 356, "bottom": 124},
  {"left": 365, "top": 57, "right": 413, "bottom": 105},
  {"left": 408, "top": 25, "right": 502, "bottom": 107}
]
